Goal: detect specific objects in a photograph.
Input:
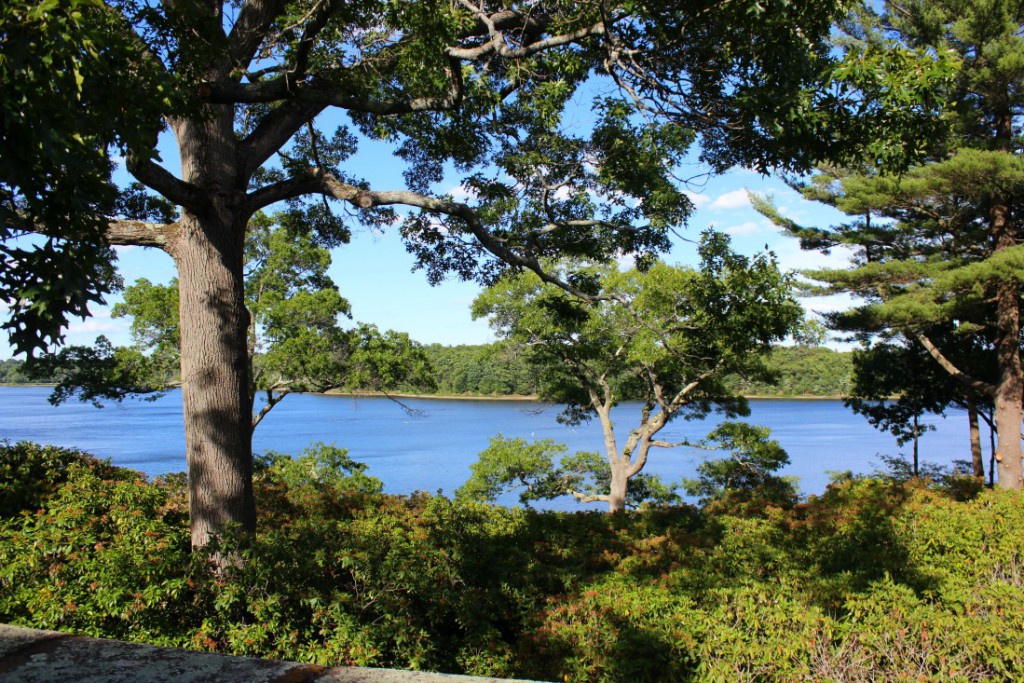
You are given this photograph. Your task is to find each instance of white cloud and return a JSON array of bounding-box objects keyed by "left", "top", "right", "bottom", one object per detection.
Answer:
[
  {"left": 60, "top": 307, "right": 131, "bottom": 346},
  {"left": 685, "top": 190, "right": 711, "bottom": 209},
  {"left": 446, "top": 184, "right": 478, "bottom": 202},
  {"left": 801, "top": 291, "right": 858, "bottom": 315},
  {"left": 710, "top": 189, "right": 751, "bottom": 210},
  {"left": 615, "top": 252, "right": 638, "bottom": 270},
  {"left": 67, "top": 316, "right": 126, "bottom": 336},
  {"left": 723, "top": 221, "right": 762, "bottom": 236},
  {"left": 774, "top": 241, "right": 856, "bottom": 274}
]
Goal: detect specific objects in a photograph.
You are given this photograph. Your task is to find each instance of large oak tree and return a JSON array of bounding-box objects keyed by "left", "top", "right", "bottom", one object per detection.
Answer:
[{"left": 5, "top": 0, "right": 926, "bottom": 546}]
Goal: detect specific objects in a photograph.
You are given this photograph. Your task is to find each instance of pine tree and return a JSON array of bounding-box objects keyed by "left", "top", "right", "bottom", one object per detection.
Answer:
[{"left": 755, "top": 0, "right": 1024, "bottom": 489}]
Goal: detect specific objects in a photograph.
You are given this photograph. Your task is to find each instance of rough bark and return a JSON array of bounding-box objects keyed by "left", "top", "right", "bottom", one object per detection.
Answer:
[
  {"left": 967, "top": 397, "right": 984, "bottom": 479},
  {"left": 160, "top": 102, "right": 258, "bottom": 548},
  {"left": 992, "top": 275, "right": 1023, "bottom": 489},
  {"left": 989, "top": 109, "right": 1023, "bottom": 491},
  {"left": 175, "top": 212, "right": 256, "bottom": 548}
]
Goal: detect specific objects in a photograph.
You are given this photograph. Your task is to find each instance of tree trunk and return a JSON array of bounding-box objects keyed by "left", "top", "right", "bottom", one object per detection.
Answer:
[
  {"left": 967, "top": 397, "right": 984, "bottom": 479},
  {"left": 175, "top": 212, "right": 256, "bottom": 548},
  {"left": 167, "top": 106, "right": 257, "bottom": 548},
  {"left": 992, "top": 278, "right": 1023, "bottom": 490},
  {"left": 911, "top": 414, "right": 920, "bottom": 478},
  {"left": 989, "top": 419, "right": 997, "bottom": 488},
  {"left": 594, "top": 401, "right": 629, "bottom": 513},
  {"left": 989, "top": 111, "right": 1023, "bottom": 490},
  {"left": 608, "top": 458, "right": 629, "bottom": 513}
]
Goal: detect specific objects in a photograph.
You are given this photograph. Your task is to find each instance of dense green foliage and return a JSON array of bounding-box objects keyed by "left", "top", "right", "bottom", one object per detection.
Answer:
[
  {"left": 455, "top": 435, "right": 682, "bottom": 509},
  {"left": 727, "top": 346, "right": 853, "bottom": 397},
  {"left": 0, "top": 0, "right": 178, "bottom": 355},
  {"left": 422, "top": 344, "right": 537, "bottom": 396},
  {"left": 754, "top": 0, "right": 1024, "bottom": 488},
  {"left": 424, "top": 343, "right": 855, "bottom": 398},
  {"left": 469, "top": 234, "right": 802, "bottom": 511},
  {"left": 3, "top": 440, "right": 1020, "bottom": 681},
  {"left": 0, "top": 359, "right": 35, "bottom": 384}
]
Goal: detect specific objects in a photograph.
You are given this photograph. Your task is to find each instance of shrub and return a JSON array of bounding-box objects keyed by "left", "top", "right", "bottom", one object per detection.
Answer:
[
  {"left": 1, "top": 441, "right": 1022, "bottom": 681},
  {"left": 0, "top": 460, "right": 197, "bottom": 644},
  {"left": 0, "top": 441, "right": 125, "bottom": 517}
]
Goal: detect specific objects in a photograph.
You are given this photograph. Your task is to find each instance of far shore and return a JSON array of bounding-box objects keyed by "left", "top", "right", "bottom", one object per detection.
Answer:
[
  {"left": 323, "top": 389, "right": 846, "bottom": 402},
  {"left": 324, "top": 389, "right": 540, "bottom": 402},
  {"left": 0, "top": 384, "right": 845, "bottom": 401}
]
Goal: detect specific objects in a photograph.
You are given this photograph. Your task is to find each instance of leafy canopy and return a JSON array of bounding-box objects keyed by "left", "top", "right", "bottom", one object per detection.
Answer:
[
  {"left": 0, "top": 0, "right": 178, "bottom": 354},
  {"left": 473, "top": 232, "right": 802, "bottom": 426}
]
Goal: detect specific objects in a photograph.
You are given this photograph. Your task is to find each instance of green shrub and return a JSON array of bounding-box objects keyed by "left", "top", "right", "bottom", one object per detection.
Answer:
[
  {"left": 0, "top": 440, "right": 1021, "bottom": 681},
  {"left": 0, "top": 441, "right": 126, "bottom": 517},
  {"left": 0, "top": 460, "right": 197, "bottom": 644}
]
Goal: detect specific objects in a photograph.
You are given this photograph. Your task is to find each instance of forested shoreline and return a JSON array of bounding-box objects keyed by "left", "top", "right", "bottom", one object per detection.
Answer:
[{"left": 1, "top": 344, "right": 853, "bottom": 399}]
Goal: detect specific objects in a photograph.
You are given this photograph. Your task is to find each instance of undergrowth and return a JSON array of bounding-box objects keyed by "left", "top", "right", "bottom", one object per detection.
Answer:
[{"left": 1, "top": 441, "right": 1021, "bottom": 681}]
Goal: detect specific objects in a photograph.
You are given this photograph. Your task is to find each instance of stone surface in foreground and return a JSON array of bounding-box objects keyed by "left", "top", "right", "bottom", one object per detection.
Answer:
[{"left": 0, "top": 624, "right": 542, "bottom": 683}]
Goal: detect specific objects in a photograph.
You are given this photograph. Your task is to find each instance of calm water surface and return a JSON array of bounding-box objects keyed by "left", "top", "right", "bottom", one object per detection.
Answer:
[{"left": 0, "top": 387, "right": 976, "bottom": 506}]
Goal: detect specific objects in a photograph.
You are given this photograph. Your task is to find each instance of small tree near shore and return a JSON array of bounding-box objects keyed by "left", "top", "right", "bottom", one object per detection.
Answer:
[
  {"left": 467, "top": 232, "right": 801, "bottom": 513},
  {"left": 32, "top": 215, "right": 435, "bottom": 424}
]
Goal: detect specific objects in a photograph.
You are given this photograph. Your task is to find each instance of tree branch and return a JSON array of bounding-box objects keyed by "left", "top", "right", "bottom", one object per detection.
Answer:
[
  {"left": 667, "top": 365, "right": 721, "bottom": 412},
  {"left": 240, "top": 100, "right": 327, "bottom": 177},
  {"left": 915, "top": 332, "right": 997, "bottom": 396},
  {"left": 569, "top": 490, "right": 610, "bottom": 504},
  {"left": 105, "top": 220, "right": 180, "bottom": 250},
  {"left": 126, "top": 155, "right": 208, "bottom": 213},
  {"left": 227, "top": 0, "right": 292, "bottom": 75},
  {"left": 203, "top": 65, "right": 463, "bottom": 113},
  {"left": 447, "top": 16, "right": 605, "bottom": 60},
  {"left": 252, "top": 387, "right": 288, "bottom": 429},
  {"left": 247, "top": 170, "right": 608, "bottom": 301}
]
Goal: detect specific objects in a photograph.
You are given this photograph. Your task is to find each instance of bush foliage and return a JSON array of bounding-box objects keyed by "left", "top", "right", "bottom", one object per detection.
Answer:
[{"left": 1, "top": 440, "right": 1021, "bottom": 681}]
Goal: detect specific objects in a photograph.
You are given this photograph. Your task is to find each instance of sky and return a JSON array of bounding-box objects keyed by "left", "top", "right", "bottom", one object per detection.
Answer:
[{"left": 0, "top": 114, "right": 860, "bottom": 359}]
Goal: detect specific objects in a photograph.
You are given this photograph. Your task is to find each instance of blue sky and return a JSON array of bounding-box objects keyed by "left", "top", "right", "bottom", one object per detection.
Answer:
[{"left": 1, "top": 120, "right": 859, "bottom": 359}]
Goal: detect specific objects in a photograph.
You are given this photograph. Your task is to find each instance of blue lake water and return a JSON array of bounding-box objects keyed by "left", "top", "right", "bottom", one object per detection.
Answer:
[{"left": 0, "top": 387, "right": 979, "bottom": 507}]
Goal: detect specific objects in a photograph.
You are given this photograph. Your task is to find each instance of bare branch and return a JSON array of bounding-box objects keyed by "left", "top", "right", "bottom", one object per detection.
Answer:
[
  {"left": 252, "top": 387, "right": 288, "bottom": 429},
  {"left": 289, "top": 0, "right": 337, "bottom": 81},
  {"left": 651, "top": 438, "right": 710, "bottom": 450},
  {"left": 916, "top": 332, "right": 997, "bottom": 396},
  {"left": 447, "top": 18, "right": 605, "bottom": 60},
  {"left": 105, "top": 220, "right": 180, "bottom": 250},
  {"left": 240, "top": 100, "right": 327, "bottom": 177},
  {"left": 667, "top": 365, "right": 721, "bottom": 412},
  {"left": 226, "top": 0, "right": 291, "bottom": 74},
  {"left": 570, "top": 490, "right": 610, "bottom": 504},
  {"left": 203, "top": 64, "right": 463, "bottom": 113}
]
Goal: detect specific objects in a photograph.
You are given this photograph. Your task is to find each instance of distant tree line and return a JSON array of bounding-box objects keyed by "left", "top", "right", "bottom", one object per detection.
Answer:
[
  {"left": 421, "top": 344, "right": 538, "bottom": 396},
  {"left": 0, "top": 359, "right": 36, "bottom": 385},
  {"left": 1, "top": 343, "right": 852, "bottom": 398},
  {"left": 422, "top": 343, "right": 852, "bottom": 398}
]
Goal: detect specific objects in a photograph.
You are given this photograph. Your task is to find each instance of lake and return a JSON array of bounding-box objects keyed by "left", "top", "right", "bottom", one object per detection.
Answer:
[{"left": 0, "top": 387, "right": 978, "bottom": 508}]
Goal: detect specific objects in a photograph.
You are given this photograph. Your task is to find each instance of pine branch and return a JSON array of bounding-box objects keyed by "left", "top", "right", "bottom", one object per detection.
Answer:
[{"left": 915, "top": 332, "right": 996, "bottom": 397}]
